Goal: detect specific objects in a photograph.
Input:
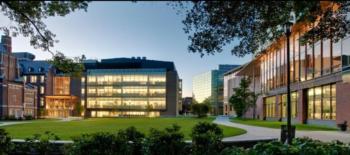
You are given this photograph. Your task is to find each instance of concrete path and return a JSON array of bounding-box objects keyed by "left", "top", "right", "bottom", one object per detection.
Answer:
[
  {"left": 0, "top": 121, "right": 31, "bottom": 127},
  {"left": 214, "top": 116, "right": 350, "bottom": 143}
]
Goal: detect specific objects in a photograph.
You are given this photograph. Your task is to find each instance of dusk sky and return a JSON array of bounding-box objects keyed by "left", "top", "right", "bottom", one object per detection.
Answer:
[{"left": 0, "top": 1, "right": 251, "bottom": 97}]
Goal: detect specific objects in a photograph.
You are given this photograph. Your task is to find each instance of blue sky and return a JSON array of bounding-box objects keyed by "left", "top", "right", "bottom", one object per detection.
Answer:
[{"left": 0, "top": 1, "right": 251, "bottom": 97}]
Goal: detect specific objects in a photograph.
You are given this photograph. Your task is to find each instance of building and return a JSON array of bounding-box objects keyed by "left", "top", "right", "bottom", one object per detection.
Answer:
[
  {"left": 181, "top": 97, "right": 192, "bottom": 115},
  {"left": 223, "top": 65, "right": 245, "bottom": 116},
  {"left": 178, "top": 79, "right": 183, "bottom": 114},
  {"left": 228, "top": 9, "right": 350, "bottom": 127},
  {"left": 0, "top": 36, "right": 37, "bottom": 119},
  {"left": 81, "top": 57, "right": 180, "bottom": 117},
  {"left": 15, "top": 52, "right": 80, "bottom": 118},
  {"left": 192, "top": 64, "right": 239, "bottom": 115}
]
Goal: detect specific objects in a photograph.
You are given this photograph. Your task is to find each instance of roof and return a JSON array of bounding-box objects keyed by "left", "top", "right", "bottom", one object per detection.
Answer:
[
  {"left": 18, "top": 60, "right": 53, "bottom": 75},
  {"left": 223, "top": 64, "right": 245, "bottom": 76},
  {"left": 84, "top": 57, "right": 176, "bottom": 71}
]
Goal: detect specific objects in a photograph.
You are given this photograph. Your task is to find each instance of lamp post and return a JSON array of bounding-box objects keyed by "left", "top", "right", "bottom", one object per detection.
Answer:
[{"left": 285, "top": 21, "right": 293, "bottom": 144}]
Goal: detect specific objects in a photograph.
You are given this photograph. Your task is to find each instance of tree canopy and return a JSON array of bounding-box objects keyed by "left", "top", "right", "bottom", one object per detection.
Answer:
[
  {"left": 229, "top": 77, "right": 255, "bottom": 118},
  {"left": 181, "top": 1, "right": 350, "bottom": 57},
  {"left": 0, "top": 1, "right": 89, "bottom": 76}
]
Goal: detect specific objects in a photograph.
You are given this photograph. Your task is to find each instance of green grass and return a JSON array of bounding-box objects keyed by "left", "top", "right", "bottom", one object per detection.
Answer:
[
  {"left": 0, "top": 117, "right": 246, "bottom": 140},
  {"left": 231, "top": 118, "right": 338, "bottom": 131}
]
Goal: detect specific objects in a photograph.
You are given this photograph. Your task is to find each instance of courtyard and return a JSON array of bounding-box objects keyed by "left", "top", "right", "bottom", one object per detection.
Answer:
[{"left": 0, "top": 117, "right": 246, "bottom": 140}]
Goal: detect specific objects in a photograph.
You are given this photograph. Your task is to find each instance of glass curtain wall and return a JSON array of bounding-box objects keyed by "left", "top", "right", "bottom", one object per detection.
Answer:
[
  {"left": 260, "top": 32, "right": 343, "bottom": 92},
  {"left": 85, "top": 69, "right": 166, "bottom": 111},
  {"left": 307, "top": 84, "right": 336, "bottom": 120},
  {"left": 265, "top": 96, "right": 276, "bottom": 118},
  {"left": 281, "top": 92, "right": 298, "bottom": 118}
]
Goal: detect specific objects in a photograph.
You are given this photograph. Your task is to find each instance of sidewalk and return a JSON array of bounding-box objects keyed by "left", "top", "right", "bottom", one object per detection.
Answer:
[{"left": 214, "top": 116, "right": 350, "bottom": 143}]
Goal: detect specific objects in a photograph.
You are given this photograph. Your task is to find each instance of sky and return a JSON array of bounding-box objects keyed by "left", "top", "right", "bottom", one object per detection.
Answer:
[{"left": 0, "top": 1, "right": 251, "bottom": 97}]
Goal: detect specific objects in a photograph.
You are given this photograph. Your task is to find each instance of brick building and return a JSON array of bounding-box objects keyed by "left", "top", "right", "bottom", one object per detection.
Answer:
[{"left": 0, "top": 35, "right": 37, "bottom": 119}]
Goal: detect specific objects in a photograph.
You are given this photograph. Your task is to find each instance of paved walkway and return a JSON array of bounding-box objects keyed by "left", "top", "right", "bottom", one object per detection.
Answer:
[
  {"left": 0, "top": 121, "right": 31, "bottom": 127},
  {"left": 214, "top": 116, "right": 350, "bottom": 143}
]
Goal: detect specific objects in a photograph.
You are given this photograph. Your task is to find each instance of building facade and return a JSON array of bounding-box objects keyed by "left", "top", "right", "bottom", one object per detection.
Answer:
[
  {"left": 15, "top": 52, "right": 80, "bottom": 118},
  {"left": 192, "top": 64, "right": 239, "bottom": 115},
  {"left": 0, "top": 36, "right": 37, "bottom": 119},
  {"left": 227, "top": 11, "right": 350, "bottom": 127},
  {"left": 81, "top": 57, "right": 179, "bottom": 117}
]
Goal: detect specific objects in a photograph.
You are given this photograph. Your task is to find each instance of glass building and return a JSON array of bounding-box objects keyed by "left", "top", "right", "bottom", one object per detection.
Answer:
[
  {"left": 227, "top": 6, "right": 350, "bottom": 127},
  {"left": 82, "top": 57, "right": 179, "bottom": 117},
  {"left": 192, "top": 65, "right": 239, "bottom": 115}
]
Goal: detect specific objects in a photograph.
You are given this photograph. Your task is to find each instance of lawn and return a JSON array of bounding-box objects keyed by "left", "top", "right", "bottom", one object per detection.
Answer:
[
  {"left": 231, "top": 118, "right": 338, "bottom": 131},
  {"left": 0, "top": 117, "right": 246, "bottom": 140}
]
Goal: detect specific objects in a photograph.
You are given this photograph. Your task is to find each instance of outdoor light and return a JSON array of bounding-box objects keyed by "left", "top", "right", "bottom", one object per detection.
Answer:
[{"left": 284, "top": 12, "right": 295, "bottom": 144}]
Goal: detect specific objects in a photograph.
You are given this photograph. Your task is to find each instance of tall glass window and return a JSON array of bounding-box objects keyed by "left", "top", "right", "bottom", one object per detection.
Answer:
[
  {"left": 342, "top": 37, "right": 350, "bottom": 70},
  {"left": 307, "top": 84, "right": 336, "bottom": 120},
  {"left": 314, "top": 41, "right": 322, "bottom": 78},
  {"left": 290, "top": 35, "right": 295, "bottom": 82},
  {"left": 281, "top": 43, "right": 285, "bottom": 86},
  {"left": 300, "top": 41, "right": 306, "bottom": 81},
  {"left": 332, "top": 39, "right": 341, "bottom": 72},
  {"left": 323, "top": 39, "right": 331, "bottom": 75},
  {"left": 306, "top": 43, "right": 314, "bottom": 80},
  {"left": 265, "top": 96, "right": 276, "bottom": 118},
  {"left": 295, "top": 34, "right": 300, "bottom": 81}
]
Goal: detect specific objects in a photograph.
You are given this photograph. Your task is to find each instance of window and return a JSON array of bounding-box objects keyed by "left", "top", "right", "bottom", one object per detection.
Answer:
[
  {"left": 265, "top": 96, "right": 276, "bottom": 118},
  {"left": 342, "top": 37, "right": 350, "bottom": 70},
  {"left": 323, "top": 39, "right": 331, "bottom": 75},
  {"left": 281, "top": 92, "right": 298, "bottom": 118},
  {"left": 300, "top": 41, "right": 306, "bottom": 81},
  {"left": 295, "top": 34, "right": 300, "bottom": 81},
  {"left": 314, "top": 41, "right": 321, "bottom": 78},
  {"left": 40, "top": 86, "right": 45, "bottom": 94},
  {"left": 40, "top": 98, "right": 44, "bottom": 106},
  {"left": 30, "top": 76, "right": 37, "bottom": 83},
  {"left": 306, "top": 43, "right": 314, "bottom": 80},
  {"left": 307, "top": 84, "right": 336, "bottom": 120},
  {"left": 23, "top": 76, "right": 27, "bottom": 83},
  {"left": 332, "top": 39, "right": 341, "bottom": 72},
  {"left": 40, "top": 75, "right": 45, "bottom": 83}
]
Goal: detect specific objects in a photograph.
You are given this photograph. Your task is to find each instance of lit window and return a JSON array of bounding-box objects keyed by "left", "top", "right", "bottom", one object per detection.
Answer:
[
  {"left": 40, "top": 86, "right": 45, "bottom": 94},
  {"left": 40, "top": 75, "right": 45, "bottom": 83},
  {"left": 40, "top": 98, "right": 44, "bottom": 106},
  {"left": 30, "top": 76, "right": 37, "bottom": 83},
  {"left": 81, "top": 88, "right": 85, "bottom": 94}
]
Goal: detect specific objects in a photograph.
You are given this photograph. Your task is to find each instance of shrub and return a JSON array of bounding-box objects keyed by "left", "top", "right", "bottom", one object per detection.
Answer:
[
  {"left": 0, "top": 129, "right": 13, "bottom": 154},
  {"left": 13, "top": 131, "right": 61, "bottom": 155},
  {"left": 116, "top": 126, "right": 145, "bottom": 155},
  {"left": 191, "top": 122, "right": 223, "bottom": 155},
  {"left": 143, "top": 124, "right": 186, "bottom": 155},
  {"left": 69, "top": 132, "right": 119, "bottom": 155},
  {"left": 69, "top": 127, "right": 145, "bottom": 155}
]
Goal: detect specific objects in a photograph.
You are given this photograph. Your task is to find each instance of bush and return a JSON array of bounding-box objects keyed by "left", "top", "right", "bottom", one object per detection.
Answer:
[
  {"left": 116, "top": 126, "right": 145, "bottom": 155},
  {"left": 143, "top": 124, "right": 186, "bottom": 155},
  {"left": 191, "top": 122, "right": 223, "bottom": 155},
  {"left": 219, "top": 138, "right": 350, "bottom": 155},
  {"left": 69, "top": 127, "right": 145, "bottom": 155},
  {"left": 0, "top": 129, "right": 13, "bottom": 154},
  {"left": 13, "top": 131, "right": 62, "bottom": 155},
  {"left": 191, "top": 104, "right": 210, "bottom": 118}
]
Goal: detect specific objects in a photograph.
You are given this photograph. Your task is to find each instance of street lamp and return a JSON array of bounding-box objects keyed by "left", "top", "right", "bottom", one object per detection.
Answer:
[{"left": 285, "top": 21, "right": 293, "bottom": 144}]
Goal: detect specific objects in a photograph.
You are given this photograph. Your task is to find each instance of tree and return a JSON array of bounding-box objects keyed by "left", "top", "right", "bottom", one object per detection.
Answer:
[
  {"left": 0, "top": 1, "right": 89, "bottom": 76},
  {"left": 180, "top": 1, "right": 350, "bottom": 57},
  {"left": 191, "top": 103, "right": 210, "bottom": 118},
  {"left": 229, "top": 77, "right": 255, "bottom": 118}
]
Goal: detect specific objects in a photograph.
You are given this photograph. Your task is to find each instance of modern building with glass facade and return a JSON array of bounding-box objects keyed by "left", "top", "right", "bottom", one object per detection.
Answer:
[
  {"left": 192, "top": 65, "right": 239, "bottom": 115},
  {"left": 225, "top": 7, "right": 350, "bottom": 127},
  {"left": 81, "top": 57, "right": 179, "bottom": 117}
]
